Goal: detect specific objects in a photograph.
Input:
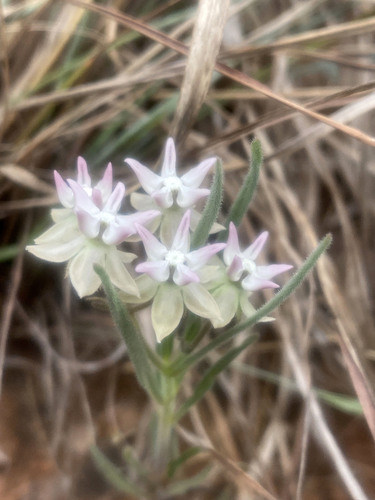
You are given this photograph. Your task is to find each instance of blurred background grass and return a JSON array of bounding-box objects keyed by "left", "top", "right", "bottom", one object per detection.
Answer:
[{"left": 1, "top": 0, "right": 375, "bottom": 499}]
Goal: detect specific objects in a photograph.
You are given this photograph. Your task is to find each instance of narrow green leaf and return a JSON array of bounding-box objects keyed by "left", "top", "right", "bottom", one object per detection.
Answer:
[
  {"left": 168, "top": 446, "right": 201, "bottom": 478},
  {"left": 91, "top": 445, "right": 145, "bottom": 497},
  {"left": 94, "top": 264, "right": 161, "bottom": 401},
  {"left": 225, "top": 139, "right": 262, "bottom": 228},
  {"left": 174, "top": 334, "right": 257, "bottom": 421},
  {"left": 165, "top": 466, "right": 212, "bottom": 496},
  {"left": 170, "top": 234, "right": 332, "bottom": 375},
  {"left": 191, "top": 160, "right": 223, "bottom": 249}
]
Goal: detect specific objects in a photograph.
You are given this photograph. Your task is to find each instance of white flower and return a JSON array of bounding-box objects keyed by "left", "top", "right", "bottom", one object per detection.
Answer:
[
  {"left": 207, "top": 223, "right": 293, "bottom": 328},
  {"left": 27, "top": 160, "right": 159, "bottom": 298},
  {"left": 131, "top": 210, "right": 225, "bottom": 342}
]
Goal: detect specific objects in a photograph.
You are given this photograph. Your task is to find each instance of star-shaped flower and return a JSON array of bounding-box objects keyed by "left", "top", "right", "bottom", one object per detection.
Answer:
[
  {"left": 129, "top": 210, "right": 225, "bottom": 342},
  {"left": 206, "top": 223, "right": 293, "bottom": 328},
  {"left": 27, "top": 160, "right": 159, "bottom": 298}
]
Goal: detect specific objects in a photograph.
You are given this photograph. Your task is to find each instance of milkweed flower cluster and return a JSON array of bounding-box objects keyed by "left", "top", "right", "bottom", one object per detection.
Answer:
[{"left": 27, "top": 139, "right": 292, "bottom": 342}]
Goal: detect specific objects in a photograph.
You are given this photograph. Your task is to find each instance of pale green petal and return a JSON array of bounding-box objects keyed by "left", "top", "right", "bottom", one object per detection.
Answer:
[
  {"left": 182, "top": 282, "right": 222, "bottom": 321},
  {"left": 116, "top": 250, "right": 137, "bottom": 263},
  {"left": 160, "top": 208, "right": 184, "bottom": 246},
  {"left": 26, "top": 235, "right": 84, "bottom": 263},
  {"left": 198, "top": 264, "right": 225, "bottom": 285},
  {"left": 239, "top": 291, "right": 275, "bottom": 323},
  {"left": 51, "top": 208, "right": 73, "bottom": 223},
  {"left": 211, "top": 283, "right": 239, "bottom": 328},
  {"left": 34, "top": 218, "right": 78, "bottom": 244},
  {"left": 68, "top": 246, "right": 104, "bottom": 297},
  {"left": 105, "top": 249, "right": 139, "bottom": 296},
  {"left": 190, "top": 209, "right": 224, "bottom": 234},
  {"left": 152, "top": 283, "right": 183, "bottom": 342},
  {"left": 130, "top": 192, "right": 157, "bottom": 211},
  {"left": 119, "top": 274, "right": 158, "bottom": 304}
]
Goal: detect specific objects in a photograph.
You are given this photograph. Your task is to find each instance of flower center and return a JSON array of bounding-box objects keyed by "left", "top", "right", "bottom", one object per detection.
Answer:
[
  {"left": 163, "top": 176, "right": 182, "bottom": 193},
  {"left": 242, "top": 258, "right": 257, "bottom": 274},
  {"left": 165, "top": 249, "right": 185, "bottom": 267},
  {"left": 100, "top": 211, "right": 116, "bottom": 225}
]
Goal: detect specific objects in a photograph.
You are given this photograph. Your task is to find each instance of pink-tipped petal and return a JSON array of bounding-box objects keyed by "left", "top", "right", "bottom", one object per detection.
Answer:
[
  {"left": 96, "top": 162, "right": 113, "bottom": 201},
  {"left": 173, "top": 264, "right": 200, "bottom": 286},
  {"left": 243, "top": 231, "right": 269, "bottom": 260},
  {"left": 181, "top": 157, "right": 216, "bottom": 188},
  {"left": 242, "top": 275, "right": 279, "bottom": 292},
  {"left": 103, "top": 182, "right": 125, "bottom": 214},
  {"left": 176, "top": 186, "right": 210, "bottom": 208},
  {"left": 187, "top": 243, "right": 226, "bottom": 270},
  {"left": 152, "top": 187, "right": 173, "bottom": 208},
  {"left": 256, "top": 264, "right": 293, "bottom": 280},
  {"left": 75, "top": 208, "right": 100, "bottom": 239},
  {"left": 172, "top": 210, "right": 191, "bottom": 253},
  {"left": 135, "top": 224, "right": 167, "bottom": 261},
  {"left": 135, "top": 260, "right": 169, "bottom": 282},
  {"left": 54, "top": 170, "right": 74, "bottom": 208},
  {"left": 77, "top": 156, "right": 91, "bottom": 187},
  {"left": 91, "top": 187, "right": 103, "bottom": 208},
  {"left": 68, "top": 179, "right": 99, "bottom": 214},
  {"left": 161, "top": 138, "right": 177, "bottom": 177},
  {"left": 125, "top": 158, "right": 162, "bottom": 194},
  {"left": 227, "top": 254, "right": 244, "bottom": 281},
  {"left": 223, "top": 222, "right": 241, "bottom": 265}
]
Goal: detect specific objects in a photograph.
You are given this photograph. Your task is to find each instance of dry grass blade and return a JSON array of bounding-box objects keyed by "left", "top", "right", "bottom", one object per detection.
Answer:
[
  {"left": 0, "top": 165, "right": 55, "bottom": 194},
  {"left": 337, "top": 320, "right": 375, "bottom": 444},
  {"left": 67, "top": 0, "right": 375, "bottom": 148},
  {"left": 171, "top": 0, "right": 230, "bottom": 143}
]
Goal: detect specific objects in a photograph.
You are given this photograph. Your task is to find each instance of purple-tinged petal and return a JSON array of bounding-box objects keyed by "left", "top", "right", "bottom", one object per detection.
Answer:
[
  {"left": 103, "top": 182, "right": 125, "bottom": 214},
  {"left": 173, "top": 264, "right": 199, "bottom": 286},
  {"left": 77, "top": 156, "right": 91, "bottom": 187},
  {"left": 243, "top": 231, "right": 268, "bottom": 260},
  {"left": 152, "top": 187, "right": 173, "bottom": 208},
  {"left": 54, "top": 171, "right": 74, "bottom": 208},
  {"left": 181, "top": 157, "right": 216, "bottom": 188},
  {"left": 187, "top": 243, "right": 226, "bottom": 270},
  {"left": 135, "top": 224, "right": 167, "bottom": 261},
  {"left": 176, "top": 185, "right": 210, "bottom": 208},
  {"left": 161, "top": 138, "right": 177, "bottom": 177},
  {"left": 223, "top": 222, "right": 241, "bottom": 265},
  {"left": 135, "top": 260, "right": 169, "bottom": 282},
  {"left": 95, "top": 162, "right": 113, "bottom": 202},
  {"left": 241, "top": 275, "right": 279, "bottom": 292},
  {"left": 227, "top": 254, "right": 244, "bottom": 281},
  {"left": 172, "top": 210, "right": 191, "bottom": 253},
  {"left": 125, "top": 158, "right": 162, "bottom": 194},
  {"left": 68, "top": 180, "right": 99, "bottom": 214},
  {"left": 75, "top": 208, "right": 100, "bottom": 238},
  {"left": 256, "top": 264, "right": 293, "bottom": 280},
  {"left": 91, "top": 187, "right": 103, "bottom": 209}
]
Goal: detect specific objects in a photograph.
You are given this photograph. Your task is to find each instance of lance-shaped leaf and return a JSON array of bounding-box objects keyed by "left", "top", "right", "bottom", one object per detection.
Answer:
[
  {"left": 191, "top": 160, "right": 223, "bottom": 249},
  {"left": 174, "top": 333, "right": 258, "bottom": 421},
  {"left": 94, "top": 264, "right": 161, "bottom": 401},
  {"left": 170, "top": 234, "right": 332, "bottom": 375},
  {"left": 225, "top": 139, "right": 263, "bottom": 230}
]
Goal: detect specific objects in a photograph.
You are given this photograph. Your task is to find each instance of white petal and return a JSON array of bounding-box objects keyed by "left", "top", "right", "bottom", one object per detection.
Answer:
[
  {"left": 255, "top": 264, "right": 293, "bottom": 280},
  {"left": 186, "top": 243, "right": 226, "bottom": 270},
  {"left": 224, "top": 222, "right": 241, "bottom": 265},
  {"left": 243, "top": 232, "right": 268, "bottom": 260},
  {"left": 161, "top": 138, "right": 177, "bottom": 178},
  {"left": 176, "top": 186, "right": 210, "bottom": 208},
  {"left": 241, "top": 275, "right": 279, "bottom": 291},
  {"left": 181, "top": 157, "right": 216, "bottom": 187},
  {"left": 95, "top": 162, "right": 113, "bottom": 202},
  {"left": 76, "top": 208, "right": 100, "bottom": 238},
  {"left": 125, "top": 158, "right": 162, "bottom": 194},
  {"left": 173, "top": 264, "right": 199, "bottom": 286},
  {"left": 182, "top": 283, "right": 221, "bottom": 320},
  {"left": 152, "top": 283, "right": 183, "bottom": 342},
  {"left": 171, "top": 210, "right": 191, "bottom": 254},
  {"left": 103, "top": 182, "right": 125, "bottom": 214},
  {"left": 54, "top": 171, "right": 74, "bottom": 208},
  {"left": 136, "top": 260, "right": 170, "bottom": 282},
  {"left": 77, "top": 156, "right": 91, "bottom": 187},
  {"left": 136, "top": 224, "right": 167, "bottom": 261}
]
